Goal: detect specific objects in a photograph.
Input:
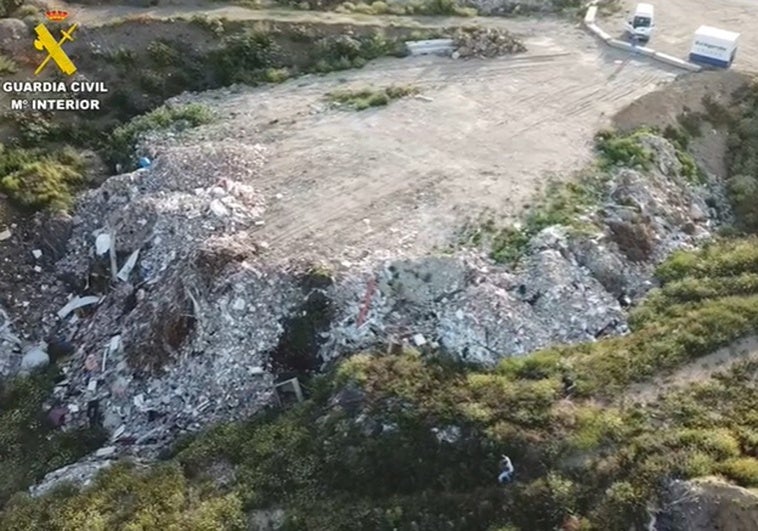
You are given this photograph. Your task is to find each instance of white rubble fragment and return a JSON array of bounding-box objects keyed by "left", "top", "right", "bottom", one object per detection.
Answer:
[
  {"left": 94, "top": 446, "right": 116, "bottom": 457},
  {"left": 32, "top": 249, "right": 42, "bottom": 259},
  {"left": 209, "top": 199, "right": 230, "bottom": 217},
  {"left": 57, "top": 295, "right": 100, "bottom": 319},
  {"left": 412, "top": 334, "right": 427, "bottom": 346},
  {"left": 118, "top": 249, "right": 141, "bottom": 282},
  {"left": 249, "top": 366, "right": 265, "bottom": 375},
  {"left": 87, "top": 379, "right": 98, "bottom": 392},
  {"left": 232, "top": 297, "right": 246, "bottom": 311},
  {"left": 33, "top": 265, "right": 42, "bottom": 272},
  {"left": 0, "top": 228, "right": 11, "bottom": 241},
  {"left": 112, "top": 424, "right": 126, "bottom": 440},
  {"left": 95, "top": 233, "right": 111, "bottom": 255},
  {"left": 20, "top": 346, "right": 49, "bottom": 372}
]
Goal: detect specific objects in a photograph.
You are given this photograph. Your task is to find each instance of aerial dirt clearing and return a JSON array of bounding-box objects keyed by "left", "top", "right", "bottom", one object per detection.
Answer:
[{"left": 169, "top": 28, "right": 678, "bottom": 261}]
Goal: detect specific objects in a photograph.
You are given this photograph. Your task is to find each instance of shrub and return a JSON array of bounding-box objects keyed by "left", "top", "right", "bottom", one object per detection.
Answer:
[
  {"left": 147, "top": 40, "right": 181, "bottom": 66},
  {"left": 327, "top": 85, "right": 417, "bottom": 110},
  {"left": 0, "top": 144, "right": 85, "bottom": 211},
  {"left": 727, "top": 174, "right": 758, "bottom": 232},
  {"left": 0, "top": 369, "right": 106, "bottom": 509},
  {"left": 595, "top": 130, "right": 654, "bottom": 169},
  {"left": 212, "top": 32, "right": 280, "bottom": 85},
  {"left": 0, "top": 53, "right": 17, "bottom": 74},
  {"left": 0, "top": 0, "right": 22, "bottom": 17},
  {"left": 718, "top": 457, "right": 758, "bottom": 487},
  {"left": 106, "top": 103, "right": 213, "bottom": 170}
]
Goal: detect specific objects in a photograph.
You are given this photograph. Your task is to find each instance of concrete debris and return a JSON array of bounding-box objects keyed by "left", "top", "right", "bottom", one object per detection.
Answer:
[
  {"left": 453, "top": 27, "right": 526, "bottom": 59},
  {"left": 412, "top": 334, "right": 427, "bottom": 346},
  {"left": 20, "top": 345, "right": 50, "bottom": 373},
  {"left": 5, "top": 120, "right": 725, "bottom": 471},
  {"left": 0, "top": 228, "right": 11, "bottom": 241},
  {"left": 117, "top": 249, "right": 140, "bottom": 281},
  {"left": 31, "top": 249, "right": 42, "bottom": 259},
  {"left": 94, "top": 445, "right": 116, "bottom": 457},
  {"left": 57, "top": 296, "right": 100, "bottom": 319},
  {"left": 29, "top": 458, "right": 116, "bottom": 498},
  {"left": 95, "top": 233, "right": 111, "bottom": 255}
]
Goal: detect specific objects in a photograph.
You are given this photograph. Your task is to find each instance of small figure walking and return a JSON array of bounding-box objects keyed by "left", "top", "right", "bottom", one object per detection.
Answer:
[{"left": 498, "top": 454, "right": 514, "bottom": 484}]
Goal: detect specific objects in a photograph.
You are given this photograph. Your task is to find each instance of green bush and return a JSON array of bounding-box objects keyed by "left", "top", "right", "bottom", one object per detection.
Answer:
[
  {"left": 147, "top": 40, "right": 182, "bottom": 66},
  {"left": 718, "top": 457, "right": 758, "bottom": 487},
  {"left": 727, "top": 174, "right": 758, "bottom": 232},
  {"left": 0, "top": 0, "right": 23, "bottom": 17},
  {"left": 212, "top": 32, "right": 281, "bottom": 85},
  {"left": 0, "top": 369, "right": 106, "bottom": 509},
  {"left": 595, "top": 130, "right": 654, "bottom": 170},
  {"left": 106, "top": 103, "right": 213, "bottom": 170},
  {"left": 0, "top": 53, "right": 17, "bottom": 74},
  {"left": 0, "top": 463, "right": 245, "bottom": 530},
  {"left": 327, "top": 85, "right": 417, "bottom": 110},
  {"left": 0, "top": 144, "right": 85, "bottom": 211}
]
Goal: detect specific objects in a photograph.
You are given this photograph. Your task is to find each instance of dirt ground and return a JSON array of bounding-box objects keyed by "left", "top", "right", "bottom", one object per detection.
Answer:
[
  {"left": 623, "top": 335, "right": 758, "bottom": 405},
  {"left": 162, "top": 30, "right": 679, "bottom": 261},
  {"left": 608, "top": 0, "right": 758, "bottom": 72}
]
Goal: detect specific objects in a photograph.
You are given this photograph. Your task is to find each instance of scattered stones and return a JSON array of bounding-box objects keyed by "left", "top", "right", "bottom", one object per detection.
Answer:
[
  {"left": 29, "top": 459, "right": 116, "bottom": 498},
  {"left": 0, "top": 228, "right": 11, "bottom": 241},
  {"left": 453, "top": 27, "right": 527, "bottom": 59}
]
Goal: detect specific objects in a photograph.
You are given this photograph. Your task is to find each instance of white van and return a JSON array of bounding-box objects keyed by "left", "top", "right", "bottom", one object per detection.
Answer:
[{"left": 625, "top": 3, "right": 655, "bottom": 42}]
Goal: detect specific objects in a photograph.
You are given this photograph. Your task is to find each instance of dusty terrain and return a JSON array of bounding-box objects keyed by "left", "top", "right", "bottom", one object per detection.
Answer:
[{"left": 163, "top": 33, "right": 678, "bottom": 261}]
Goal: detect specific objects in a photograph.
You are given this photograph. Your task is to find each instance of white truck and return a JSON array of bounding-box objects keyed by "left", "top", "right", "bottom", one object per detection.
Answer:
[
  {"left": 625, "top": 3, "right": 655, "bottom": 42},
  {"left": 689, "top": 25, "right": 739, "bottom": 68}
]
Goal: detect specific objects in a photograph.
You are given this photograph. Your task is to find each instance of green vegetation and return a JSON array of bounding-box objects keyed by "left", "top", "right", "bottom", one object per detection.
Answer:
[
  {"left": 0, "top": 368, "right": 106, "bottom": 509},
  {"left": 5, "top": 237, "right": 757, "bottom": 528},
  {"left": 595, "top": 129, "right": 655, "bottom": 170},
  {"left": 0, "top": 0, "right": 22, "bottom": 17},
  {"left": 470, "top": 170, "right": 606, "bottom": 264},
  {"left": 333, "top": 0, "right": 478, "bottom": 17},
  {"left": 327, "top": 85, "right": 419, "bottom": 110},
  {"left": 105, "top": 103, "right": 214, "bottom": 171},
  {"left": 0, "top": 144, "right": 85, "bottom": 211},
  {"left": 0, "top": 53, "right": 17, "bottom": 75}
]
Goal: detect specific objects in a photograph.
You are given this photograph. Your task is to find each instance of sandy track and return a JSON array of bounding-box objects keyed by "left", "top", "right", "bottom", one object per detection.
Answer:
[{"left": 172, "top": 28, "right": 678, "bottom": 260}]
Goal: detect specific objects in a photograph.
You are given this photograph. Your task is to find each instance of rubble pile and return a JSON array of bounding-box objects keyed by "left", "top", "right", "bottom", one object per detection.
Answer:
[
  {"left": 322, "top": 134, "right": 724, "bottom": 364},
  {"left": 0, "top": 106, "right": 727, "bottom": 490},
  {"left": 453, "top": 27, "right": 527, "bottom": 59},
  {"left": 37, "top": 139, "right": 315, "bottom": 451}
]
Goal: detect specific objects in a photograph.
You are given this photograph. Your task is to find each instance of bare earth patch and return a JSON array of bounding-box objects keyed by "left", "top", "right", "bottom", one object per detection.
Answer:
[
  {"left": 170, "top": 30, "right": 678, "bottom": 262},
  {"left": 624, "top": 335, "right": 758, "bottom": 406}
]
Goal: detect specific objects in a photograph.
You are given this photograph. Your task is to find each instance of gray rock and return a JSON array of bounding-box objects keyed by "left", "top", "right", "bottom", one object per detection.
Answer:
[{"left": 20, "top": 346, "right": 49, "bottom": 372}]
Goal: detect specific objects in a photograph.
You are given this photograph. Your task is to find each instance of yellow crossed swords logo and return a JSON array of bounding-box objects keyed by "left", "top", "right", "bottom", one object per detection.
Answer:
[{"left": 34, "top": 22, "right": 79, "bottom": 76}]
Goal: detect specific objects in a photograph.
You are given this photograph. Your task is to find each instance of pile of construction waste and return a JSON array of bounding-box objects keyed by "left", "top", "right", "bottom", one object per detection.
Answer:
[
  {"left": 0, "top": 115, "right": 727, "bottom": 491},
  {"left": 453, "top": 27, "right": 527, "bottom": 58}
]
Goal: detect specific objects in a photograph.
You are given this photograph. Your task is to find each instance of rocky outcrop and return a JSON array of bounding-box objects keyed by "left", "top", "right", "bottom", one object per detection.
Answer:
[{"left": 654, "top": 477, "right": 758, "bottom": 531}]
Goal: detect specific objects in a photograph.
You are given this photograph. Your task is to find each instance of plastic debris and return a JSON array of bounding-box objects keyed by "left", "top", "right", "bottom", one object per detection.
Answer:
[{"left": 139, "top": 157, "right": 151, "bottom": 169}]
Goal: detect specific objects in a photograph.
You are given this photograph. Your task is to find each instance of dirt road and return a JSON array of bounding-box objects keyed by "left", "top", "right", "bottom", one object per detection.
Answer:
[
  {"left": 165, "top": 30, "right": 678, "bottom": 261},
  {"left": 45, "top": 1, "right": 754, "bottom": 260}
]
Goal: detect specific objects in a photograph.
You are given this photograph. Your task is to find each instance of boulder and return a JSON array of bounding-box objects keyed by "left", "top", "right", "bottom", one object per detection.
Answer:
[{"left": 20, "top": 346, "right": 49, "bottom": 372}]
